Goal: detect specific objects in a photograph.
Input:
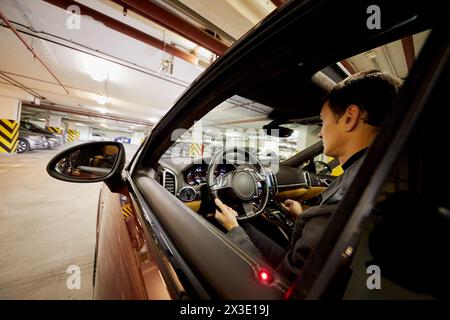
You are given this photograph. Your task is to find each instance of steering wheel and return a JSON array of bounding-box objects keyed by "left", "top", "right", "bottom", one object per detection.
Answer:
[{"left": 206, "top": 147, "right": 269, "bottom": 222}]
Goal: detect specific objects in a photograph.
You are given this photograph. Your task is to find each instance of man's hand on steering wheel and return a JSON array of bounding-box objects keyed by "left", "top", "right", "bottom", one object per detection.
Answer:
[
  {"left": 214, "top": 198, "right": 239, "bottom": 232},
  {"left": 206, "top": 147, "right": 270, "bottom": 222}
]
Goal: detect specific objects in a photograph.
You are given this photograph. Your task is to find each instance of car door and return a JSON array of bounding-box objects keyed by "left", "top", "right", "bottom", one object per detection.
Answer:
[
  {"left": 90, "top": 0, "right": 446, "bottom": 300},
  {"left": 289, "top": 24, "right": 449, "bottom": 300}
]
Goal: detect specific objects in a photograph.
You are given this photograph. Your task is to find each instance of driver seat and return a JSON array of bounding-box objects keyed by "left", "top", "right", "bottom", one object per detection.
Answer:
[{"left": 341, "top": 148, "right": 450, "bottom": 299}]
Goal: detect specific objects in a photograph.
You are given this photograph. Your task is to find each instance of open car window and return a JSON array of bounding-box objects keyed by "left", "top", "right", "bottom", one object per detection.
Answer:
[{"left": 162, "top": 95, "right": 322, "bottom": 165}]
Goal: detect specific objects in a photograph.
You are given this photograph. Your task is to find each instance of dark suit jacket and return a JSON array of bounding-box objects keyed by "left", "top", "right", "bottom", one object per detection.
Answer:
[{"left": 227, "top": 155, "right": 365, "bottom": 281}]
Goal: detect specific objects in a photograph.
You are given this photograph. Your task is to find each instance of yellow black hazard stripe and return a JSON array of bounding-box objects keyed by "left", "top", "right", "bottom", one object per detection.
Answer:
[
  {"left": 121, "top": 203, "right": 134, "bottom": 219},
  {"left": 0, "top": 119, "right": 19, "bottom": 153},
  {"left": 189, "top": 143, "right": 203, "bottom": 157},
  {"left": 46, "top": 127, "right": 62, "bottom": 134},
  {"left": 66, "top": 129, "right": 80, "bottom": 142}
]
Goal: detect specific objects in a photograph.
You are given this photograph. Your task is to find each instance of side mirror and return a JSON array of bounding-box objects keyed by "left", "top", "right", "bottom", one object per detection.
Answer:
[
  {"left": 314, "top": 160, "right": 332, "bottom": 175},
  {"left": 46, "top": 142, "right": 126, "bottom": 189}
]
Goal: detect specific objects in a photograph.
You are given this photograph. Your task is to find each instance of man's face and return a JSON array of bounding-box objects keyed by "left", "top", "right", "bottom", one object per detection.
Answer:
[{"left": 319, "top": 102, "right": 345, "bottom": 158}]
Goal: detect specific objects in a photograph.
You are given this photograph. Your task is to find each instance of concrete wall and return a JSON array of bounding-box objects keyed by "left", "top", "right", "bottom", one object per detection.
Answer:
[
  {"left": 28, "top": 120, "right": 46, "bottom": 128},
  {"left": 0, "top": 97, "right": 21, "bottom": 121},
  {"left": 90, "top": 128, "right": 132, "bottom": 141},
  {"left": 76, "top": 126, "right": 90, "bottom": 141},
  {"left": 131, "top": 131, "right": 145, "bottom": 145}
]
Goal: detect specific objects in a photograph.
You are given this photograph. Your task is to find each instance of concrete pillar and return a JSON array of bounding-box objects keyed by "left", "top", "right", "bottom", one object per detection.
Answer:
[
  {"left": 45, "top": 116, "right": 63, "bottom": 134},
  {"left": 132, "top": 131, "right": 145, "bottom": 145},
  {"left": 305, "top": 125, "right": 322, "bottom": 161},
  {"left": 190, "top": 120, "right": 204, "bottom": 157},
  {"left": 296, "top": 126, "right": 308, "bottom": 152},
  {"left": 0, "top": 97, "right": 21, "bottom": 154},
  {"left": 305, "top": 125, "right": 321, "bottom": 150},
  {"left": 66, "top": 122, "right": 80, "bottom": 143},
  {"left": 76, "top": 125, "right": 90, "bottom": 141}
]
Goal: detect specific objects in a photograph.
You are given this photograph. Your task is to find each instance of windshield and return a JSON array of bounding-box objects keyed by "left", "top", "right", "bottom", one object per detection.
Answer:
[{"left": 163, "top": 95, "right": 322, "bottom": 163}]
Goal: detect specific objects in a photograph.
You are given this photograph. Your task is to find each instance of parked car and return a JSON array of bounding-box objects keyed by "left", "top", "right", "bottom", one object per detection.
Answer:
[
  {"left": 46, "top": 0, "right": 448, "bottom": 300},
  {"left": 17, "top": 129, "right": 48, "bottom": 153},
  {"left": 90, "top": 132, "right": 110, "bottom": 141},
  {"left": 20, "top": 121, "right": 64, "bottom": 148}
]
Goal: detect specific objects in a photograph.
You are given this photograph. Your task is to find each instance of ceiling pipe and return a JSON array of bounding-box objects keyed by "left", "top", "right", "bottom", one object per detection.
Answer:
[
  {"left": 156, "top": 0, "right": 236, "bottom": 44},
  {"left": 23, "top": 102, "right": 153, "bottom": 127},
  {"left": 1, "top": 22, "right": 190, "bottom": 88},
  {"left": 401, "top": 36, "right": 415, "bottom": 73},
  {"left": 270, "top": 0, "right": 288, "bottom": 7},
  {"left": 111, "top": 0, "right": 229, "bottom": 55},
  {"left": 0, "top": 71, "right": 49, "bottom": 102},
  {"left": 339, "top": 60, "right": 356, "bottom": 75},
  {"left": 42, "top": 0, "right": 198, "bottom": 64},
  {"left": 0, "top": 9, "right": 70, "bottom": 95}
]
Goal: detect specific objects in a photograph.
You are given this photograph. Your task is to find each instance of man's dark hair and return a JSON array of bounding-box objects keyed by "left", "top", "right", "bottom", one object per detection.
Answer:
[{"left": 325, "top": 70, "right": 402, "bottom": 126}]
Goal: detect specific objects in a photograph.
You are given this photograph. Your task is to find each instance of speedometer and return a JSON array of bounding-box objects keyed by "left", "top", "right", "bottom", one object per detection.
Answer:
[
  {"left": 186, "top": 171, "right": 196, "bottom": 185},
  {"left": 178, "top": 187, "right": 196, "bottom": 202}
]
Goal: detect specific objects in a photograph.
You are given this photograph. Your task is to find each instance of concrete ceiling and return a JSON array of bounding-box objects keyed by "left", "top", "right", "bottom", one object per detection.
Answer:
[
  {"left": 345, "top": 30, "right": 431, "bottom": 80},
  {"left": 175, "top": 0, "right": 276, "bottom": 40},
  {"left": 0, "top": 0, "right": 275, "bottom": 132},
  {"left": 0, "top": 0, "right": 431, "bottom": 134}
]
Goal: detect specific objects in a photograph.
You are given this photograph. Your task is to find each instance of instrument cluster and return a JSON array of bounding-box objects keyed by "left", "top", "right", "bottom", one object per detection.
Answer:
[{"left": 184, "top": 164, "right": 235, "bottom": 185}]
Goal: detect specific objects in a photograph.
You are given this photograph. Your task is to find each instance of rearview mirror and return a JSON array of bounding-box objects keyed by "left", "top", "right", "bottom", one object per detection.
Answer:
[
  {"left": 263, "top": 121, "right": 293, "bottom": 138},
  {"left": 46, "top": 142, "right": 125, "bottom": 185}
]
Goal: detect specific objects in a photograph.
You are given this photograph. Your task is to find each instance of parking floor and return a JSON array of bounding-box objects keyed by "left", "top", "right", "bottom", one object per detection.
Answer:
[{"left": 0, "top": 142, "right": 138, "bottom": 299}]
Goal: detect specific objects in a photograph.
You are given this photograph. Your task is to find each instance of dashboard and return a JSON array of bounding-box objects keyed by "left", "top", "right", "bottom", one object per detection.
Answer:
[
  {"left": 158, "top": 157, "right": 335, "bottom": 206},
  {"left": 183, "top": 163, "right": 236, "bottom": 185}
]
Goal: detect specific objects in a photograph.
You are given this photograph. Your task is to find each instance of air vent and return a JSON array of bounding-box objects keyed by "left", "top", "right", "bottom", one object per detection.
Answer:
[{"left": 163, "top": 170, "right": 176, "bottom": 195}]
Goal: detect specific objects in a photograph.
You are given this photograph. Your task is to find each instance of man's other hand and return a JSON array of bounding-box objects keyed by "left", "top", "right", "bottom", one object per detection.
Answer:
[{"left": 281, "top": 199, "right": 303, "bottom": 219}]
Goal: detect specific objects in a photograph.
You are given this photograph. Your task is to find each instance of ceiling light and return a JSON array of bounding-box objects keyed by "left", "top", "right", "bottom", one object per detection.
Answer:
[
  {"left": 366, "top": 50, "right": 377, "bottom": 60},
  {"left": 80, "top": 55, "right": 118, "bottom": 82},
  {"left": 148, "top": 117, "right": 160, "bottom": 123},
  {"left": 96, "top": 95, "right": 110, "bottom": 105},
  {"left": 98, "top": 108, "right": 107, "bottom": 114}
]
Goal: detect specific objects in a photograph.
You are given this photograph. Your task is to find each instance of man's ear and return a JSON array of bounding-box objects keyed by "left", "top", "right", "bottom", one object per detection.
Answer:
[{"left": 343, "top": 104, "right": 361, "bottom": 132}]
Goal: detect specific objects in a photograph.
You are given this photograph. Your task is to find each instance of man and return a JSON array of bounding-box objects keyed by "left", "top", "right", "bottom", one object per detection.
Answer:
[{"left": 215, "top": 70, "right": 402, "bottom": 281}]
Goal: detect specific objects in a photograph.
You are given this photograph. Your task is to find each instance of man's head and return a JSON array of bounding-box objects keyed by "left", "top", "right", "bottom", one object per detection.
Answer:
[{"left": 319, "top": 70, "right": 401, "bottom": 162}]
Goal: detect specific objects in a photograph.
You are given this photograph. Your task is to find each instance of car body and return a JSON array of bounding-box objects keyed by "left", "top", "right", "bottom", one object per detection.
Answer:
[
  {"left": 46, "top": 136, "right": 62, "bottom": 148},
  {"left": 90, "top": 132, "right": 110, "bottom": 141},
  {"left": 47, "top": 0, "right": 449, "bottom": 300},
  {"left": 20, "top": 121, "right": 64, "bottom": 148},
  {"left": 17, "top": 129, "right": 48, "bottom": 153}
]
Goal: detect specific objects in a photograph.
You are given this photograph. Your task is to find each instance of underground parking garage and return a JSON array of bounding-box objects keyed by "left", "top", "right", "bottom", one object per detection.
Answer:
[{"left": 0, "top": 0, "right": 449, "bottom": 305}]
